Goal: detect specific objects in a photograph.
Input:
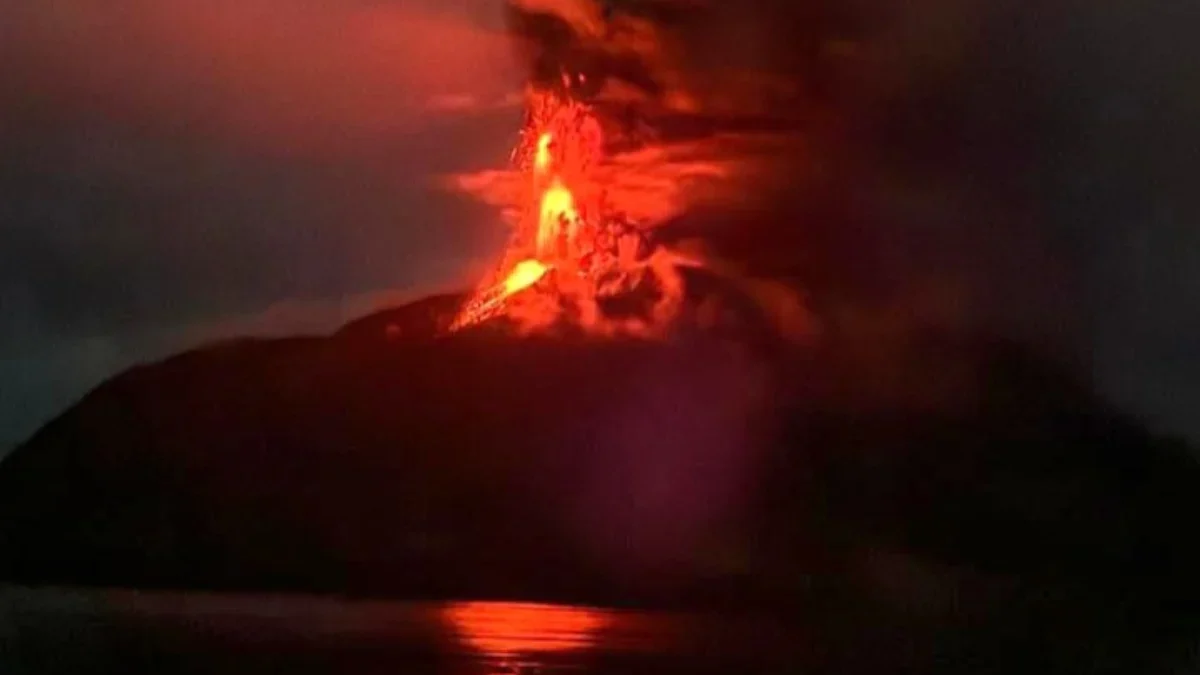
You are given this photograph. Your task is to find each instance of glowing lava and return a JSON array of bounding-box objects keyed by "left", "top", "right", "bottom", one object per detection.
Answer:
[
  {"left": 449, "top": 85, "right": 694, "bottom": 335},
  {"left": 504, "top": 259, "right": 551, "bottom": 296}
]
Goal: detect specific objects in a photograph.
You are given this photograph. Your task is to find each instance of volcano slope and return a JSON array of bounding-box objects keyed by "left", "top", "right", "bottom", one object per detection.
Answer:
[{"left": 1, "top": 283, "right": 1199, "bottom": 672}]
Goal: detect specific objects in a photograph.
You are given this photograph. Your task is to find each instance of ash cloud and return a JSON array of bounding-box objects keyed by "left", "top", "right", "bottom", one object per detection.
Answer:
[
  {"left": 1, "top": 0, "right": 1197, "bottom": 449},
  {"left": 488, "top": 0, "right": 1200, "bottom": 441}
]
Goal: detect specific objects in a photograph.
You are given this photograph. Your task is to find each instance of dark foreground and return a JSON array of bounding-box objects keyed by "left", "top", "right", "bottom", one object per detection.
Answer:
[
  {"left": 3, "top": 587, "right": 1199, "bottom": 675},
  {"left": 1, "top": 590, "right": 819, "bottom": 675},
  {"left": 3, "top": 293, "right": 1200, "bottom": 672}
]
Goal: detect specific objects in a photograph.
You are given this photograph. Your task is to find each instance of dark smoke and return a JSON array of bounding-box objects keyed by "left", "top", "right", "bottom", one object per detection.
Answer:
[
  {"left": 500, "top": 0, "right": 1200, "bottom": 441},
  {"left": 504, "top": 1, "right": 1076, "bottom": 345}
]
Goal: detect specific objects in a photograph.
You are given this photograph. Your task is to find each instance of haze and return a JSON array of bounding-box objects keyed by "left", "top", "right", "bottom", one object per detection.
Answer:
[{"left": 2, "top": 0, "right": 1198, "bottom": 452}]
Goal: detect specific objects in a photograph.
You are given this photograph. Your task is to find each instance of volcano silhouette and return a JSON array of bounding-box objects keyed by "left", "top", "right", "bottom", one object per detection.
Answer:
[{"left": 1, "top": 276, "right": 1199, "bottom": 670}]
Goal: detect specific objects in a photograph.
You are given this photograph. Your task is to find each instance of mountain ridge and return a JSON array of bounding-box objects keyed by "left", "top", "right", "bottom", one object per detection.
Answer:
[{"left": 1, "top": 290, "right": 1197, "bottom": 624}]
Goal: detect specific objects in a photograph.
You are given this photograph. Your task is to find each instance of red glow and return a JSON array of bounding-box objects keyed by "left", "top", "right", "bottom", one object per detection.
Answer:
[
  {"left": 442, "top": 601, "right": 610, "bottom": 656},
  {"left": 450, "top": 86, "right": 698, "bottom": 335}
]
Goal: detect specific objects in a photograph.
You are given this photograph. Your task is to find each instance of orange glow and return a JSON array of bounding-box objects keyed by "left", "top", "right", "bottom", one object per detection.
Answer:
[
  {"left": 449, "top": 83, "right": 700, "bottom": 335},
  {"left": 537, "top": 178, "right": 581, "bottom": 256},
  {"left": 534, "top": 132, "right": 553, "bottom": 172},
  {"left": 503, "top": 259, "right": 551, "bottom": 296},
  {"left": 443, "top": 602, "right": 610, "bottom": 656}
]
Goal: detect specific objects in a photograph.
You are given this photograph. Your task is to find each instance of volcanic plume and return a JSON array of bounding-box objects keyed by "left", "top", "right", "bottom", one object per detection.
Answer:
[
  {"left": 446, "top": 0, "right": 830, "bottom": 339},
  {"left": 447, "top": 0, "right": 1086, "bottom": 357},
  {"left": 450, "top": 83, "right": 701, "bottom": 336}
]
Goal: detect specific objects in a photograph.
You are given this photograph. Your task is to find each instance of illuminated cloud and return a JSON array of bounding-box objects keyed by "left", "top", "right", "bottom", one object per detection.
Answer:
[
  {"left": 0, "top": 0, "right": 525, "bottom": 449},
  {"left": 0, "top": 0, "right": 523, "bottom": 151}
]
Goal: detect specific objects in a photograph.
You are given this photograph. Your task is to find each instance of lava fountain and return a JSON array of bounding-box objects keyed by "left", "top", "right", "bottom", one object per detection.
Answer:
[{"left": 450, "top": 78, "right": 700, "bottom": 336}]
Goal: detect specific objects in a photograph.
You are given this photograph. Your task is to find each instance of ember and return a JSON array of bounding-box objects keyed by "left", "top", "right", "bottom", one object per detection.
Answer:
[{"left": 449, "top": 83, "right": 698, "bottom": 336}]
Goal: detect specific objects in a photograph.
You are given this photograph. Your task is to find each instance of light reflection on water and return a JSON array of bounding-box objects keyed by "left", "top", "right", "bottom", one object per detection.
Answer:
[
  {"left": 0, "top": 587, "right": 803, "bottom": 674},
  {"left": 443, "top": 601, "right": 611, "bottom": 655},
  {"left": 442, "top": 602, "right": 612, "bottom": 673}
]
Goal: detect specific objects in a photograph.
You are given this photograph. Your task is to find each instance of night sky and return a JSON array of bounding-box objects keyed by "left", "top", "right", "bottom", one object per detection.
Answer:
[
  {"left": 1, "top": 0, "right": 1198, "bottom": 453},
  {"left": 0, "top": 0, "right": 526, "bottom": 450}
]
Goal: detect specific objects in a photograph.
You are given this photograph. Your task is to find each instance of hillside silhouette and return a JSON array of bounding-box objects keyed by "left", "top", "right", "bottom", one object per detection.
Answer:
[{"left": 2, "top": 282, "right": 1199, "bottom": 670}]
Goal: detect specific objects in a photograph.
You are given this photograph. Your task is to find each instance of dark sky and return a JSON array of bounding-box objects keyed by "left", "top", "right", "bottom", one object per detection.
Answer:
[
  {"left": 0, "top": 0, "right": 528, "bottom": 450},
  {"left": 1, "top": 0, "right": 1198, "bottom": 452}
]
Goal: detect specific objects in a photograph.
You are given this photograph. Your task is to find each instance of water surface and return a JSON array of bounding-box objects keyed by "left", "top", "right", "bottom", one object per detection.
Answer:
[{"left": 1, "top": 587, "right": 811, "bottom": 674}]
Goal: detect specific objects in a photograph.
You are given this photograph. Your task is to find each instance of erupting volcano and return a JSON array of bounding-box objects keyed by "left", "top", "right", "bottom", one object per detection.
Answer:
[{"left": 450, "top": 78, "right": 698, "bottom": 336}]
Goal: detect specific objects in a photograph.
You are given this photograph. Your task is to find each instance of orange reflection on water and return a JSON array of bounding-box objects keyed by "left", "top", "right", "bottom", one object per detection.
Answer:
[{"left": 442, "top": 601, "right": 611, "bottom": 657}]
